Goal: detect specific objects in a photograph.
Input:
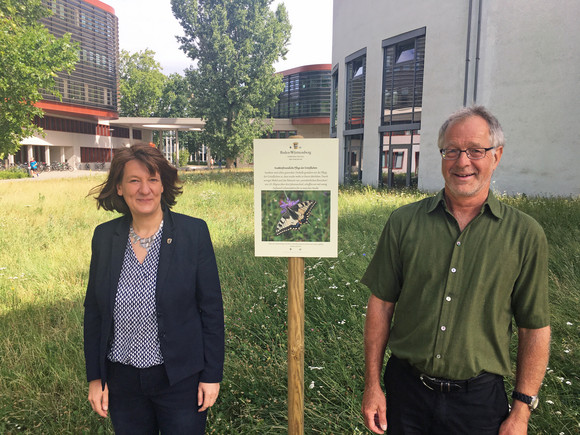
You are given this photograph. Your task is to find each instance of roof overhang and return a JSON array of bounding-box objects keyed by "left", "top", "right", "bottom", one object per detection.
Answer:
[{"left": 109, "top": 117, "right": 205, "bottom": 131}]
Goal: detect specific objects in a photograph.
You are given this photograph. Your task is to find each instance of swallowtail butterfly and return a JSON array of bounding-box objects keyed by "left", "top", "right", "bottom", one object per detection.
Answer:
[{"left": 275, "top": 200, "right": 317, "bottom": 236}]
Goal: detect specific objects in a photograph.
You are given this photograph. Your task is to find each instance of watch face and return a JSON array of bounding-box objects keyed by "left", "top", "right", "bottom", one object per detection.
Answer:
[{"left": 530, "top": 396, "right": 539, "bottom": 410}]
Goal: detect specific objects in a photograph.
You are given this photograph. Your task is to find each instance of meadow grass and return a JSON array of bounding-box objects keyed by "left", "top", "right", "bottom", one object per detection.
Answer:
[{"left": 0, "top": 171, "right": 578, "bottom": 434}]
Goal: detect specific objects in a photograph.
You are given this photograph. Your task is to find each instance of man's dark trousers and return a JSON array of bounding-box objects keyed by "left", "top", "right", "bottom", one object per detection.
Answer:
[{"left": 384, "top": 355, "right": 509, "bottom": 434}]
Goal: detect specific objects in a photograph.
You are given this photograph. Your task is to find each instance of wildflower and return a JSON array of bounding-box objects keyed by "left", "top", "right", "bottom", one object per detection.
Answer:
[
  {"left": 279, "top": 198, "right": 299, "bottom": 214},
  {"left": 308, "top": 366, "right": 324, "bottom": 370},
  {"left": 566, "top": 380, "right": 572, "bottom": 385},
  {"left": 566, "top": 322, "right": 573, "bottom": 326},
  {"left": 545, "top": 400, "right": 554, "bottom": 405},
  {"left": 309, "top": 381, "right": 315, "bottom": 389},
  {"left": 338, "top": 320, "right": 346, "bottom": 325}
]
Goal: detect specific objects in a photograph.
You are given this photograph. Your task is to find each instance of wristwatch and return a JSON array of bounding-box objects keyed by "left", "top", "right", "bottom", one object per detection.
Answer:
[{"left": 512, "top": 391, "right": 539, "bottom": 411}]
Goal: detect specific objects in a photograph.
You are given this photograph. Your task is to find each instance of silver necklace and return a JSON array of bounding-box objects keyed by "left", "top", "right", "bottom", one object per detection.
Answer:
[{"left": 129, "top": 220, "right": 163, "bottom": 252}]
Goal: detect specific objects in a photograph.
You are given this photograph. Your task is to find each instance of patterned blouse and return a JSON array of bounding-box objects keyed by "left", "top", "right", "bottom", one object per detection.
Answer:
[{"left": 107, "top": 222, "right": 164, "bottom": 368}]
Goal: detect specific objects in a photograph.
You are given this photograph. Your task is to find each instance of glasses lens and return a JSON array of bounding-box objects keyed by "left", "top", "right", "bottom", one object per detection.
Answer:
[
  {"left": 466, "top": 148, "right": 485, "bottom": 159},
  {"left": 442, "top": 149, "right": 459, "bottom": 160}
]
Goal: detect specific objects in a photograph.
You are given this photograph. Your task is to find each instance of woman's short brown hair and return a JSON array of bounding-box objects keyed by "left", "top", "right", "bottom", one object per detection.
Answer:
[{"left": 89, "top": 143, "right": 182, "bottom": 214}]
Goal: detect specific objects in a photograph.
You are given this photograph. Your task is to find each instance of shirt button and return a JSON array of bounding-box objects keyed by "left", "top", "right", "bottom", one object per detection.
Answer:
[
  {"left": 446, "top": 296, "right": 452, "bottom": 302},
  {"left": 451, "top": 268, "right": 457, "bottom": 273},
  {"left": 436, "top": 354, "right": 441, "bottom": 359},
  {"left": 456, "top": 241, "right": 461, "bottom": 246},
  {"left": 441, "top": 326, "right": 446, "bottom": 331}
]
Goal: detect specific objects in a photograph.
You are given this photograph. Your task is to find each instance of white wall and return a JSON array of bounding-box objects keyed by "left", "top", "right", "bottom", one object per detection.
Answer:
[{"left": 333, "top": 0, "right": 580, "bottom": 196}]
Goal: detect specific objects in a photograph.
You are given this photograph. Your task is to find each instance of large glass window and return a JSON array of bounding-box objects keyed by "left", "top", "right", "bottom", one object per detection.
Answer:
[
  {"left": 345, "top": 50, "right": 366, "bottom": 130},
  {"left": 379, "top": 28, "right": 425, "bottom": 188},
  {"left": 271, "top": 69, "right": 331, "bottom": 119},
  {"left": 382, "top": 28, "right": 425, "bottom": 126}
]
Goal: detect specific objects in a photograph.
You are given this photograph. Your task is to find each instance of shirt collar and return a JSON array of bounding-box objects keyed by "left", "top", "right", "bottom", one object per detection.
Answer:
[{"left": 427, "top": 188, "right": 503, "bottom": 220}]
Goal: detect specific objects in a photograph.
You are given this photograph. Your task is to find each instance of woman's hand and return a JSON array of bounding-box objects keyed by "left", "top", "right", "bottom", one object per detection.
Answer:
[
  {"left": 197, "top": 382, "right": 220, "bottom": 412},
  {"left": 88, "top": 379, "right": 109, "bottom": 418}
]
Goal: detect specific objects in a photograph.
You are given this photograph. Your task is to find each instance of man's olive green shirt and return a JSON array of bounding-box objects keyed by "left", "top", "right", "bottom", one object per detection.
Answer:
[{"left": 362, "top": 190, "right": 549, "bottom": 380}]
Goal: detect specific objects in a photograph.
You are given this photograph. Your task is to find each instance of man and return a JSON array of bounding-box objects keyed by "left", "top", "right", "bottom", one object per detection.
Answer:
[{"left": 361, "top": 106, "right": 550, "bottom": 434}]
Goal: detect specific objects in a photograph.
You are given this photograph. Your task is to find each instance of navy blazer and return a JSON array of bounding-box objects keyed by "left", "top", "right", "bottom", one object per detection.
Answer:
[{"left": 83, "top": 208, "right": 224, "bottom": 387}]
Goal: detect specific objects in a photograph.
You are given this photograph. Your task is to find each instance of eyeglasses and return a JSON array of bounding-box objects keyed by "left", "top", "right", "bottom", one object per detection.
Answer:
[{"left": 440, "top": 147, "right": 496, "bottom": 160}]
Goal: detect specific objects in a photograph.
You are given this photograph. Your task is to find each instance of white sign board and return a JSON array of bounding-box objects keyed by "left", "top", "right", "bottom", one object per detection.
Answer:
[{"left": 254, "top": 138, "right": 339, "bottom": 258}]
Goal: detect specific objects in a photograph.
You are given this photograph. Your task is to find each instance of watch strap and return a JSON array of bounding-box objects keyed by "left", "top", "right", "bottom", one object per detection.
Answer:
[{"left": 512, "top": 391, "right": 538, "bottom": 410}]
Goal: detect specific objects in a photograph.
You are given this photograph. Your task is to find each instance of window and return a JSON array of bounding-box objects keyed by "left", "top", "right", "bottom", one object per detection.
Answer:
[
  {"left": 345, "top": 49, "right": 366, "bottom": 130},
  {"left": 270, "top": 69, "right": 331, "bottom": 119},
  {"left": 381, "top": 28, "right": 425, "bottom": 127},
  {"left": 393, "top": 152, "right": 404, "bottom": 169}
]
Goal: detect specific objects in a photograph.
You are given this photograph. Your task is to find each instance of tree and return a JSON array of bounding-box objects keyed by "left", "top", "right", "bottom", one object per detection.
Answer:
[
  {"left": 171, "top": 0, "right": 291, "bottom": 166},
  {"left": 0, "top": 0, "right": 78, "bottom": 156},
  {"left": 158, "top": 73, "right": 193, "bottom": 118},
  {"left": 119, "top": 49, "right": 167, "bottom": 117}
]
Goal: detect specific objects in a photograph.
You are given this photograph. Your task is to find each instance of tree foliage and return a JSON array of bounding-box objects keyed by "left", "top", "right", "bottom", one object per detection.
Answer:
[
  {"left": 119, "top": 49, "right": 167, "bottom": 117},
  {"left": 171, "top": 0, "right": 291, "bottom": 165},
  {"left": 158, "top": 73, "right": 193, "bottom": 118},
  {"left": 0, "top": 0, "right": 78, "bottom": 155}
]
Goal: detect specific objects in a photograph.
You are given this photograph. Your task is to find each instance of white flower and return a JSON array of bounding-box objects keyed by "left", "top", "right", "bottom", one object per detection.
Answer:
[
  {"left": 308, "top": 366, "right": 324, "bottom": 370},
  {"left": 309, "top": 381, "right": 315, "bottom": 389},
  {"left": 566, "top": 380, "right": 572, "bottom": 385},
  {"left": 545, "top": 400, "right": 554, "bottom": 405},
  {"left": 566, "top": 322, "right": 573, "bottom": 326}
]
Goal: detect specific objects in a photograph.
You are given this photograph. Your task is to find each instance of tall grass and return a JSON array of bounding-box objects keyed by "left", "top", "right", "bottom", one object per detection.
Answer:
[{"left": 0, "top": 172, "right": 578, "bottom": 434}]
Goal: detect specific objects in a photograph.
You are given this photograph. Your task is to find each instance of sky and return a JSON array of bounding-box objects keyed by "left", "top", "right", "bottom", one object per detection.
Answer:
[{"left": 105, "top": 0, "right": 333, "bottom": 75}]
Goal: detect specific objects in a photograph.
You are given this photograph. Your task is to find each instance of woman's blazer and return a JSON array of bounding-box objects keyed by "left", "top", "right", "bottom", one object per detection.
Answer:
[{"left": 83, "top": 208, "right": 224, "bottom": 387}]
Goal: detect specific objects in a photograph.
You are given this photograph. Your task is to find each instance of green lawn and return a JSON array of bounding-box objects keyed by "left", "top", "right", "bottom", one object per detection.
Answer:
[{"left": 0, "top": 171, "right": 578, "bottom": 434}]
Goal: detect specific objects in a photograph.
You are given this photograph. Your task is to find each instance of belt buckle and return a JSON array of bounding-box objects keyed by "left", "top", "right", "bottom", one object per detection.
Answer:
[
  {"left": 420, "top": 374, "right": 457, "bottom": 392},
  {"left": 419, "top": 374, "right": 436, "bottom": 390}
]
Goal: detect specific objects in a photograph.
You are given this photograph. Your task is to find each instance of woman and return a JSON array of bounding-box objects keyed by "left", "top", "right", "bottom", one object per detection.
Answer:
[{"left": 84, "top": 144, "right": 224, "bottom": 434}]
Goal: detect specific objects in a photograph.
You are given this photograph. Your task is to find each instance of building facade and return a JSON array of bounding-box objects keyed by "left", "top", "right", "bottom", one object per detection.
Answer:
[
  {"left": 270, "top": 64, "right": 332, "bottom": 138},
  {"left": 332, "top": 0, "right": 580, "bottom": 196},
  {"left": 11, "top": 0, "right": 148, "bottom": 169}
]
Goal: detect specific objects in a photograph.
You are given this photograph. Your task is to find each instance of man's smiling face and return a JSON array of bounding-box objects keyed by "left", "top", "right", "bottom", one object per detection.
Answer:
[{"left": 441, "top": 115, "right": 503, "bottom": 203}]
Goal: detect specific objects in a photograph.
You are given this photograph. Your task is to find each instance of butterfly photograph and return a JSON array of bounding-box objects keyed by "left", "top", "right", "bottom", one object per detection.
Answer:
[{"left": 261, "top": 190, "right": 331, "bottom": 242}]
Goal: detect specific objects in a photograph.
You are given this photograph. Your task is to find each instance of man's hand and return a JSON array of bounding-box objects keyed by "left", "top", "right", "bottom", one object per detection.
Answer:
[
  {"left": 88, "top": 379, "right": 109, "bottom": 418},
  {"left": 362, "top": 383, "right": 388, "bottom": 434},
  {"left": 499, "top": 401, "right": 531, "bottom": 434},
  {"left": 198, "top": 382, "right": 220, "bottom": 412}
]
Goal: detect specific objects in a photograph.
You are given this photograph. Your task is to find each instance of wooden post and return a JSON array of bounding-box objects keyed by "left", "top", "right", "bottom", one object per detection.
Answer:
[{"left": 288, "top": 257, "right": 305, "bottom": 435}]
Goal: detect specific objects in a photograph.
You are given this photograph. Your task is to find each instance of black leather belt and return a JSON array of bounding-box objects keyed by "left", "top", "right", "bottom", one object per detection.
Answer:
[{"left": 393, "top": 355, "right": 499, "bottom": 393}]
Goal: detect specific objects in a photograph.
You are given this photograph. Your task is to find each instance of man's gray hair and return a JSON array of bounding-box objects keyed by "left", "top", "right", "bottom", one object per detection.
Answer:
[{"left": 437, "top": 106, "right": 505, "bottom": 149}]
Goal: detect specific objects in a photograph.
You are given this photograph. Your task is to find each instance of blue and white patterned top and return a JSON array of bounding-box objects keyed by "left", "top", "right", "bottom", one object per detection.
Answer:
[{"left": 108, "top": 222, "right": 164, "bottom": 368}]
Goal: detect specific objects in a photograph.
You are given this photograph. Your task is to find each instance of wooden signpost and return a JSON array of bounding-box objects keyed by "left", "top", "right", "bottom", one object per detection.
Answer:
[
  {"left": 253, "top": 137, "right": 338, "bottom": 434},
  {"left": 287, "top": 257, "right": 305, "bottom": 434}
]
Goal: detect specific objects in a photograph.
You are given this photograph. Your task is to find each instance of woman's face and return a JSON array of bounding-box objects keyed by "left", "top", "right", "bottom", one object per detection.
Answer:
[{"left": 116, "top": 160, "right": 164, "bottom": 220}]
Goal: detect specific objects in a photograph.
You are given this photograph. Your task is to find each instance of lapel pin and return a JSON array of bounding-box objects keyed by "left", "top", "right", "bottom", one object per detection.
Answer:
[{"left": 167, "top": 238, "right": 173, "bottom": 244}]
